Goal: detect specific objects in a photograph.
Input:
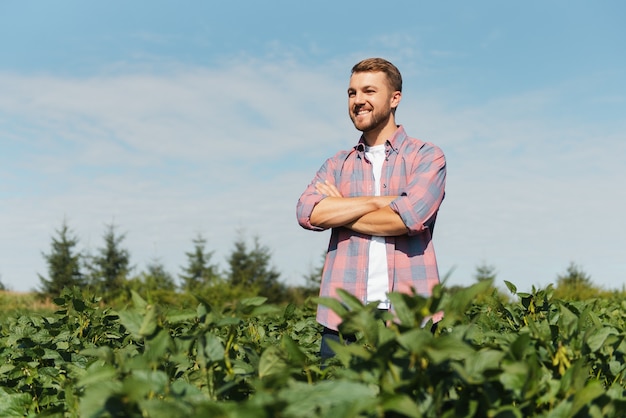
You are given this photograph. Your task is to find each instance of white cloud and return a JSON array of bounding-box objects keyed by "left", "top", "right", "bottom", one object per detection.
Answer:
[
  {"left": 404, "top": 81, "right": 626, "bottom": 291},
  {"left": 0, "top": 61, "right": 350, "bottom": 164},
  {"left": 0, "top": 58, "right": 624, "bottom": 294}
]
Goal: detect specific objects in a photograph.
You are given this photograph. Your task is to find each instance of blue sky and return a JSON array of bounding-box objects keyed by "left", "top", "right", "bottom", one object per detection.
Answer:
[{"left": 1, "top": 1, "right": 625, "bottom": 292}]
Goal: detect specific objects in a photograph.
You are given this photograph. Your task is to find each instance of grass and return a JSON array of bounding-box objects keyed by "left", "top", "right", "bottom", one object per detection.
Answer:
[{"left": 0, "top": 291, "right": 56, "bottom": 318}]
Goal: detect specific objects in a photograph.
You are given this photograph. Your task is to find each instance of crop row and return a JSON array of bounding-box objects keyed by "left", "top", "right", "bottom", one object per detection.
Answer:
[{"left": 0, "top": 281, "right": 625, "bottom": 417}]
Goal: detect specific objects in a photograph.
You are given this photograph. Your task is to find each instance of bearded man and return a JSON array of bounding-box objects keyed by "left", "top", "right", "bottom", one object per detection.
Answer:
[{"left": 296, "top": 57, "right": 447, "bottom": 361}]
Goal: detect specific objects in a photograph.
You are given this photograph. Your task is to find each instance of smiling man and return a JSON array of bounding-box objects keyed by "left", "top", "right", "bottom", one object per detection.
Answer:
[{"left": 296, "top": 58, "right": 447, "bottom": 361}]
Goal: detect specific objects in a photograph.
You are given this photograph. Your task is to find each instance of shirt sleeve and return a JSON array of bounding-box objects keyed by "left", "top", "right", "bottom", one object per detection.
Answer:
[
  {"left": 296, "top": 157, "right": 335, "bottom": 231},
  {"left": 389, "top": 142, "right": 446, "bottom": 236}
]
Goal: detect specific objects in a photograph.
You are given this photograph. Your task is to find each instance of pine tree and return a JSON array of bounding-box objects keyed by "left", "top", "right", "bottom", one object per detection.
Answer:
[
  {"left": 88, "top": 223, "right": 132, "bottom": 298},
  {"left": 474, "top": 262, "right": 497, "bottom": 283},
  {"left": 143, "top": 258, "right": 176, "bottom": 291},
  {"left": 553, "top": 262, "right": 597, "bottom": 300},
  {"left": 38, "top": 220, "right": 84, "bottom": 297},
  {"left": 179, "top": 233, "right": 220, "bottom": 292},
  {"left": 128, "top": 258, "right": 176, "bottom": 294},
  {"left": 556, "top": 262, "right": 592, "bottom": 288},
  {"left": 226, "top": 233, "right": 284, "bottom": 302}
]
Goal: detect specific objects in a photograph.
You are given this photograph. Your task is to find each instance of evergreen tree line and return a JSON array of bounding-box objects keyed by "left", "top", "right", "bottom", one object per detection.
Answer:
[
  {"left": 37, "top": 220, "right": 321, "bottom": 306},
  {"left": 29, "top": 220, "right": 615, "bottom": 307},
  {"left": 464, "top": 260, "right": 620, "bottom": 302}
]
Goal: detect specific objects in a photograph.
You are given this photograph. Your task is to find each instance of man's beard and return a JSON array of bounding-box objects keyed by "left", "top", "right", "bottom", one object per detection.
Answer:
[{"left": 350, "top": 107, "right": 392, "bottom": 133}]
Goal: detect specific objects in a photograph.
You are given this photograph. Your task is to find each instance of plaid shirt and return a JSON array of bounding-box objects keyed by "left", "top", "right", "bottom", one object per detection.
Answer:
[{"left": 296, "top": 126, "right": 446, "bottom": 330}]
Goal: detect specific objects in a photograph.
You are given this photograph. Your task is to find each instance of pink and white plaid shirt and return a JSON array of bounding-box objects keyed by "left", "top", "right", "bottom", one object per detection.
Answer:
[{"left": 296, "top": 126, "right": 446, "bottom": 331}]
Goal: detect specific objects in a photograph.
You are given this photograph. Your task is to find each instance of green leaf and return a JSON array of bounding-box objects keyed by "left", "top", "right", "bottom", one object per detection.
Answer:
[
  {"left": 499, "top": 361, "right": 529, "bottom": 393},
  {"left": 381, "top": 393, "right": 421, "bottom": 418},
  {"left": 145, "top": 330, "right": 172, "bottom": 361},
  {"left": 509, "top": 332, "right": 532, "bottom": 360},
  {"left": 397, "top": 328, "right": 433, "bottom": 354},
  {"left": 504, "top": 280, "right": 517, "bottom": 294},
  {"left": 570, "top": 380, "right": 605, "bottom": 416},
  {"left": 283, "top": 303, "right": 296, "bottom": 319},
  {"left": 250, "top": 304, "right": 283, "bottom": 317},
  {"left": 586, "top": 326, "right": 618, "bottom": 353},
  {"left": 240, "top": 296, "right": 268, "bottom": 306},
  {"left": 0, "top": 364, "right": 16, "bottom": 376},
  {"left": 315, "top": 296, "right": 349, "bottom": 318},
  {"left": 79, "top": 380, "right": 123, "bottom": 418},
  {"left": 80, "top": 346, "right": 114, "bottom": 363},
  {"left": 282, "top": 334, "right": 306, "bottom": 366},
  {"left": 72, "top": 297, "right": 87, "bottom": 312},
  {"left": 425, "top": 335, "right": 476, "bottom": 364},
  {"left": 438, "top": 279, "right": 493, "bottom": 325},
  {"left": 117, "top": 310, "right": 143, "bottom": 338},
  {"left": 339, "top": 309, "right": 380, "bottom": 345},
  {"left": 203, "top": 334, "right": 225, "bottom": 363},
  {"left": 122, "top": 370, "right": 169, "bottom": 401},
  {"left": 387, "top": 292, "right": 415, "bottom": 326},
  {"left": 117, "top": 305, "right": 157, "bottom": 339},
  {"left": 164, "top": 309, "right": 197, "bottom": 324},
  {"left": 336, "top": 289, "right": 364, "bottom": 311},
  {"left": 131, "top": 289, "right": 148, "bottom": 310},
  {"left": 0, "top": 391, "right": 32, "bottom": 416},
  {"left": 139, "top": 306, "right": 158, "bottom": 337},
  {"left": 557, "top": 304, "right": 579, "bottom": 338},
  {"left": 139, "top": 399, "right": 194, "bottom": 418},
  {"left": 77, "top": 363, "right": 118, "bottom": 387},
  {"left": 465, "top": 348, "right": 505, "bottom": 379},
  {"left": 492, "top": 405, "right": 524, "bottom": 418},
  {"left": 279, "top": 380, "right": 377, "bottom": 418},
  {"left": 259, "top": 345, "right": 287, "bottom": 379}
]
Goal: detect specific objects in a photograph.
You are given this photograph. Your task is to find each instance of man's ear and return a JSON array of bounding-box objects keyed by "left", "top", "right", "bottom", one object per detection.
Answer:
[{"left": 390, "top": 91, "right": 402, "bottom": 108}]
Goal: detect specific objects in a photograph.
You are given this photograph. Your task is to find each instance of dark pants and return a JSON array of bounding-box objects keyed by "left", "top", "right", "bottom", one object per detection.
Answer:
[{"left": 320, "top": 327, "right": 356, "bottom": 365}]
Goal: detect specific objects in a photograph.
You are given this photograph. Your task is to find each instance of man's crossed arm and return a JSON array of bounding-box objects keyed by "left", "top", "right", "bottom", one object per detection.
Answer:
[{"left": 310, "top": 180, "right": 409, "bottom": 237}]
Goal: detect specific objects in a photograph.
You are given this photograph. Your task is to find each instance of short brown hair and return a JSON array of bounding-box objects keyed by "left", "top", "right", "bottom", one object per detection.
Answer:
[{"left": 351, "top": 58, "right": 402, "bottom": 92}]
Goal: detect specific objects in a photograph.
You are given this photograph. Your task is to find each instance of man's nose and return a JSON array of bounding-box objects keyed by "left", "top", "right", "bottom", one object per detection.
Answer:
[{"left": 354, "top": 91, "right": 366, "bottom": 104}]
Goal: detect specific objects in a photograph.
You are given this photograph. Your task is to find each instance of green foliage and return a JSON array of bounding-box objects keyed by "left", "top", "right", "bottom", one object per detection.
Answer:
[
  {"left": 87, "top": 223, "right": 132, "bottom": 300},
  {"left": 1, "top": 282, "right": 625, "bottom": 417},
  {"left": 0, "top": 287, "right": 321, "bottom": 417},
  {"left": 0, "top": 291, "right": 55, "bottom": 321},
  {"left": 226, "top": 233, "right": 285, "bottom": 303},
  {"left": 554, "top": 262, "right": 599, "bottom": 300},
  {"left": 38, "top": 220, "right": 85, "bottom": 297},
  {"left": 179, "top": 233, "right": 221, "bottom": 292},
  {"left": 473, "top": 261, "right": 497, "bottom": 283},
  {"left": 316, "top": 280, "right": 626, "bottom": 417},
  {"left": 128, "top": 258, "right": 176, "bottom": 293}
]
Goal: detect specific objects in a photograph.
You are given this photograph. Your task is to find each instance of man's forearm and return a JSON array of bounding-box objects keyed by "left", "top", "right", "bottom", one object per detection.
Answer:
[
  {"left": 347, "top": 206, "right": 409, "bottom": 236},
  {"left": 310, "top": 180, "right": 407, "bottom": 235},
  {"left": 310, "top": 195, "right": 393, "bottom": 229}
]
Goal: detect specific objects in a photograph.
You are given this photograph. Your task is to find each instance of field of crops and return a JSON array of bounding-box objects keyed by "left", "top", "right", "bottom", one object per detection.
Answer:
[{"left": 0, "top": 280, "right": 625, "bottom": 417}]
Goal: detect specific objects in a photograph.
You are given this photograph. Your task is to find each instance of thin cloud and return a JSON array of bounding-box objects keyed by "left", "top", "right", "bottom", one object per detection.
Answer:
[{"left": 0, "top": 57, "right": 624, "bottom": 293}]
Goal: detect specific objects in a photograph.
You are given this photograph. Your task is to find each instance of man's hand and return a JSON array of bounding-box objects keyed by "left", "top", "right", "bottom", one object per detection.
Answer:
[
  {"left": 311, "top": 179, "right": 380, "bottom": 228},
  {"left": 315, "top": 180, "right": 342, "bottom": 198}
]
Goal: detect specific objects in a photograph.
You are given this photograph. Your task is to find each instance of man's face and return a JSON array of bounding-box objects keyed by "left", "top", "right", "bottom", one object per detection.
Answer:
[{"left": 347, "top": 71, "right": 399, "bottom": 133}]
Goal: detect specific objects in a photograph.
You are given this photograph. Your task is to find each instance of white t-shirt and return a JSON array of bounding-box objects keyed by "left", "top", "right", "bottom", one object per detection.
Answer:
[{"left": 364, "top": 144, "right": 389, "bottom": 309}]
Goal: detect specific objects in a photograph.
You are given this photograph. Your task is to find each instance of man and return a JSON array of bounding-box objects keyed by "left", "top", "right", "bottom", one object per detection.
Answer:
[{"left": 296, "top": 58, "right": 446, "bottom": 360}]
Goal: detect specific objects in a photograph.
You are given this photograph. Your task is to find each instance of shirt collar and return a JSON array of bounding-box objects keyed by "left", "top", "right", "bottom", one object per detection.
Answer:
[{"left": 355, "top": 125, "right": 406, "bottom": 154}]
